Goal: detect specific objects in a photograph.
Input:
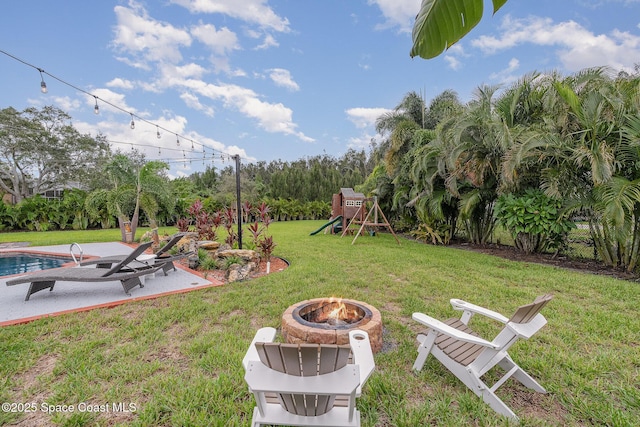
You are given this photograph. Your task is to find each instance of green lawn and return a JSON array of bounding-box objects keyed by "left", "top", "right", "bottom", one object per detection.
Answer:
[
  {"left": 1, "top": 221, "right": 638, "bottom": 426},
  {"left": 0, "top": 226, "right": 178, "bottom": 246}
]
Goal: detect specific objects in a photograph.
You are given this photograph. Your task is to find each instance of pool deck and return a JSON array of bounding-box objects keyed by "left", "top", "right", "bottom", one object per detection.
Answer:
[{"left": 0, "top": 242, "right": 223, "bottom": 326}]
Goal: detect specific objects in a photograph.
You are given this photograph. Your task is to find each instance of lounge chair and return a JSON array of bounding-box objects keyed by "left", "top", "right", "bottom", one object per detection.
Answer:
[
  {"left": 79, "top": 233, "right": 191, "bottom": 275},
  {"left": 412, "top": 294, "right": 553, "bottom": 422},
  {"left": 242, "top": 327, "right": 375, "bottom": 427},
  {"left": 6, "top": 241, "right": 162, "bottom": 301}
]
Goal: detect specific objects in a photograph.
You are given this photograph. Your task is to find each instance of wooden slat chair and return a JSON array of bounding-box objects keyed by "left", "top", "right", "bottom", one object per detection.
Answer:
[
  {"left": 412, "top": 294, "right": 553, "bottom": 422},
  {"left": 243, "top": 327, "right": 375, "bottom": 427}
]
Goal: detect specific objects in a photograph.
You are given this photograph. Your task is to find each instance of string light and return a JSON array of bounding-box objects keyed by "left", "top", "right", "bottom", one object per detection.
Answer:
[
  {"left": 0, "top": 49, "right": 245, "bottom": 165},
  {"left": 37, "top": 68, "right": 47, "bottom": 93}
]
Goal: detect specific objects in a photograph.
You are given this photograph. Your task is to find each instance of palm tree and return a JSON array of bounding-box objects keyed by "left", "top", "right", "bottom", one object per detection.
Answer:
[
  {"left": 509, "top": 68, "right": 640, "bottom": 270},
  {"left": 408, "top": 129, "right": 460, "bottom": 241},
  {"left": 439, "top": 84, "right": 513, "bottom": 244},
  {"left": 375, "top": 91, "right": 427, "bottom": 172},
  {"left": 86, "top": 154, "right": 173, "bottom": 243}
]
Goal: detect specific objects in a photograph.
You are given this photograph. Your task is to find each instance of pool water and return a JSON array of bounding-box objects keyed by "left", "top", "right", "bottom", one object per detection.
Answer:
[{"left": 0, "top": 254, "right": 68, "bottom": 277}]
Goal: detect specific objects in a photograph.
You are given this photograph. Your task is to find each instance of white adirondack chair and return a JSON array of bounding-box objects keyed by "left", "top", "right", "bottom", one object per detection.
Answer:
[
  {"left": 243, "top": 327, "right": 375, "bottom": 427},
  {"left": 412, "top": 294, "right": 553, "bottom": 421}
]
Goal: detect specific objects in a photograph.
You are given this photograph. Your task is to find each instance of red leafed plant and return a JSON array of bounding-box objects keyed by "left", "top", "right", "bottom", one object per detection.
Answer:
[{"left": 257, "top": 235, "right": 276, "bottom": 262}]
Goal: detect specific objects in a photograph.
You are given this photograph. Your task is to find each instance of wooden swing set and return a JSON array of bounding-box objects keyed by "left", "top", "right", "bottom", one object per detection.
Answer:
[{"left": 340, "top": 197, "right": 400, "bottom": 245}]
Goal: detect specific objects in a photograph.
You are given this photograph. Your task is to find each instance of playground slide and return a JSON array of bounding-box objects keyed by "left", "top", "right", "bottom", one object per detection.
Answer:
[{"left": 309, "top": 216, "right": 343, "bottom": 235}]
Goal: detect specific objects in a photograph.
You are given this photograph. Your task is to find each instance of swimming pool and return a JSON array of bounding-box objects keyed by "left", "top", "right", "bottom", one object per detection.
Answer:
[{"left": 0, "top": 253, "right": 70, "bottom": 277}]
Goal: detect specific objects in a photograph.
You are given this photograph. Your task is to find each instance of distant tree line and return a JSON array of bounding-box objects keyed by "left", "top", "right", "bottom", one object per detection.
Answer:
[{"left": 0, "top": 105, "right": 374, "bottom": 240}]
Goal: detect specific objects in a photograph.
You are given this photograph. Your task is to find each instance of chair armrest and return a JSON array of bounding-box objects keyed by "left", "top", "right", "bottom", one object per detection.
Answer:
[
  {"left": 245, "top": 362, "right": 360, "bottom": 395},
  {"left": 349, "top": 330, "right": 375, "bottom": 390},
  {"left": 412, "top": 313, "right": 498, "bottom": 348},
  {"left": 242, "top": 327, "right": 277, "bottom": 370},
  {"left": 450, "top": 299, "right": 509, "bottom": 324}
]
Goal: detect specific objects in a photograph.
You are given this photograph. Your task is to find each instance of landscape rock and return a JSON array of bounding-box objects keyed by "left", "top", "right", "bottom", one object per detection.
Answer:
[
  {"left": 216, "top": 249, "right": 259, "bottom": 263},
  {"left": 227, "top": 261, "right": 258, "bottom": 282},
  {"left": 199, "top": 241, "right": 220, "bottom": 250}
]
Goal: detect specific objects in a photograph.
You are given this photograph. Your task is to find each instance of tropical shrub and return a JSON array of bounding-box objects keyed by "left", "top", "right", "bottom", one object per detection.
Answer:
[
  {"left": 0, "top": 202, "right": 18, "bottom": 231},
  {"left": 15, "top": 195, "right": 54, "bottom": 231},
  {"left": 61, "top": 189, "right": 90, "bottom": 230},
  {"left": 495, "top": 189, "right": 574, "bottom": 254},
  {"left": 411, "top": 221, "right": 450, "bottom": 245}
]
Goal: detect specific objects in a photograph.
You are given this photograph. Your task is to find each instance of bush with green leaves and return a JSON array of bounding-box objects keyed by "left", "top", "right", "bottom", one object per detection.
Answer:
[
  {"left": 495, "top": 189, "right": 575, "bottom": 254},
  {"left": 199, "top": 253, "right": 219, "bottom": 271}
]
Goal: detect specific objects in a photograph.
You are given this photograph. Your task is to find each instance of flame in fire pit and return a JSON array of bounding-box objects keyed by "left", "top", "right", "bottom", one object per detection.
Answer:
[
  {"left": 327, "top": 297, "right": 358, "bottom": 324},
  {"left": 299, "top": 297, "right": 365, "bottom": 326}
]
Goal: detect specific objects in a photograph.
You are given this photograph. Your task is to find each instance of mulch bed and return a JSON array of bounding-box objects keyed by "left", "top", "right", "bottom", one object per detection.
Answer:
[{"left": 448, "top": 241, "right": 638, "bottom": 281}]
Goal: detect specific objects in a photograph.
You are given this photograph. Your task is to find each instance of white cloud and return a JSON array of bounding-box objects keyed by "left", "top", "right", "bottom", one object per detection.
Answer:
[
  {"left": 191, "top": 23, "right": 239, "bottom": 55},
  {"left": 367, "top": 0, "right": 419, "bottom": 32},
  {"left": 88, "top": 88, "right": 137, "bottom": 115},
  {"left": 444, "top": 55, "right": 462, "bottom": 70},
  {"left": 180, "top": 92, "right": 215, "bottom": 117},
  {"left": 346, "top": 107, "right": 391, "bottom": 128},
  {"left": 348, "top": 133, "right": 375, "bottom": 150},
  {"left": 77, "top": 111, "right": 248, "bottom": 167},
  {"left": 112, "top": 3, "right": 192, "bottom": 66},
  {"left": 109, "top": 1, "right": 310, "bottom": 143},
  {"left": 255, "top": 34, "right": 279, "bottom": 50},
  {"left": 170, "top": 0, "right": 290, "bottom": 32},
  {"left": 106, "top": 78, "right": 135, "bottom": 90},
  {"left": 207, "top": 55, "right": 244, "bottom": 75},
  {"left": 267, "top": 68, "right": 299, "bottom": 91},
  {"left": 51, "top": 96, "right": 82, "bottom": 112},
  {"left": 489, "top": 58, "right": 520, "bottom": 84},
  {"left": 179, "top": 79, "right": 313, "bottom": 141},
  {"left": 164, "top": 62, "right": 209, "bottom": 80},
  {"left": 472, "top": 15, "right": 640, "bottom": 73}
]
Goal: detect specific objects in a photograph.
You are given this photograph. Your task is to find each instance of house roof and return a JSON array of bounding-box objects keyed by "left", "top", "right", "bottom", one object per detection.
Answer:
[{"left": 340, "top": 188, "right": 365, "bottom": 199}]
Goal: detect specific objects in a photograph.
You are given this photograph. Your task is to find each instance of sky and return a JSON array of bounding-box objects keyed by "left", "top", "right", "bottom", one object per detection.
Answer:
[{"left": 1, "top": 0, "right": 640, "bottom": 178}]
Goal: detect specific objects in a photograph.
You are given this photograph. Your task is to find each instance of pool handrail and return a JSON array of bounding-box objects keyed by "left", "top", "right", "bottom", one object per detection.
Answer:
[{"left": 70, "top": 243, "right": 83, "bottom": 265}]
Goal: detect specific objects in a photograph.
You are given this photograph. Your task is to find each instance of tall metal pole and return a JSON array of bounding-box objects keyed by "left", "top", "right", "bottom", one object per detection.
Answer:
[{"left": 233, "top": 154, "right": 242, "bottom": 249}]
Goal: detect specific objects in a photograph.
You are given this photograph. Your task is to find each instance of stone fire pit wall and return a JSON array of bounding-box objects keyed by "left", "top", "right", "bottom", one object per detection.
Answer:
[{"left": 281, "top": 298, "right": 383, "bottom": 353}]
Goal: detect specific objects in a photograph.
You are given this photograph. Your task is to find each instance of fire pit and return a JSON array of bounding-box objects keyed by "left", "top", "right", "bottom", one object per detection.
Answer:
[{"left": 282, "top": 298, "right": 383, "bottom": 353}]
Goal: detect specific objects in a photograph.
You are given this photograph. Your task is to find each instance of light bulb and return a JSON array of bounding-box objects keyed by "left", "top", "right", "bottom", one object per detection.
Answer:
[{"left": 38, "top": 69, "right": 47, "bottom": 93}]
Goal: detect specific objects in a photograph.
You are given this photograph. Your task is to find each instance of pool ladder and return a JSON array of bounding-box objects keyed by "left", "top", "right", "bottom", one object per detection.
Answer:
[{"left": 70, "top": 243, "right": 84, "bottom": 265}]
